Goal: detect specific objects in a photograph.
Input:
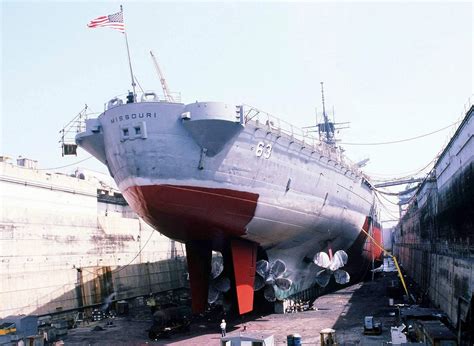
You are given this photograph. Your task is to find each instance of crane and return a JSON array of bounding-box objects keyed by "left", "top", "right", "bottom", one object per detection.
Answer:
[{"left": 150, "top": 50, "right": 174, "bottom": 102}]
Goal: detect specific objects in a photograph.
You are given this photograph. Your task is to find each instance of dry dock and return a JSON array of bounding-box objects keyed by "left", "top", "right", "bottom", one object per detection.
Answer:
[{"left": 64, "top": 272, "right": 400, "bottom": 345}]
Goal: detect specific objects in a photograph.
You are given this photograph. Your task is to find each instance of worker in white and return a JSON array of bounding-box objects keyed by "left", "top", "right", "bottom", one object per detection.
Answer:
[{"left": 220, "top": 319, "right": 227, "bottom": 337}]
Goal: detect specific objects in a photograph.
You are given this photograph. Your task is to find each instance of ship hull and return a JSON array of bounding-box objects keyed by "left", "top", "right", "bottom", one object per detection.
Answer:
[
  {"left": 123, "top": 184, "right": 259, "bottom": 243},
  {"left": 77, "top": 99, "right": 379, "bottom": 312}
]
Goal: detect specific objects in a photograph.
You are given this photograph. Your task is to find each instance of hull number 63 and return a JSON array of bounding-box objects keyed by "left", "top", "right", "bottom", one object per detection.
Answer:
[{"left": 256, "top": 141, "right": 272, "bottom": 159}]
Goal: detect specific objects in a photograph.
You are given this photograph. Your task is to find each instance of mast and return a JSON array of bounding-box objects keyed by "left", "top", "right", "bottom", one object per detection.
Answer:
[
  {"left": 121, "top": 5, "right": 137, "bottom": 101},
  {"left": 319, "top": 82, "right": 335, "bottom": 145},
  {"left": 302, "top": 83, "right": 350, "bottom": 144}
]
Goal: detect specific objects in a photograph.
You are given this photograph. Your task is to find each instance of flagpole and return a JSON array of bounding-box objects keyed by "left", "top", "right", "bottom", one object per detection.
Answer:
[{"left": 121, "top": 5, "right": 136, "bottom": 101}]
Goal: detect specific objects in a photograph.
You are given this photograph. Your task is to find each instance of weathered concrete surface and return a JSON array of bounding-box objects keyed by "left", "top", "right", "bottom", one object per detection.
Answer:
[
  {"left": 395, "top": 243, "right": 473, "bottom": 327},
  {"left": 393, "top": 105, "right": 474, "bottom": 330},
  {"left": 0, "top": 162, "right": 187, "bottom": 317},
  {"left": 65, "top": 273, "right": 398, "bottom": 345}
]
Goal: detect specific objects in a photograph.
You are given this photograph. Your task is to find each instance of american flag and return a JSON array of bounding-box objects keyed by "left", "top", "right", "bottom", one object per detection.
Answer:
[{"left": 87, "top": 11, "right": 125, "bottom": 33}]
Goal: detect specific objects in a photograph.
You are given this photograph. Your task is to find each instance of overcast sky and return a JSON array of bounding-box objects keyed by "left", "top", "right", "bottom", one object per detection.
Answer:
[{"left": 1, "top": 1, "right": 472, "bottom": 206}]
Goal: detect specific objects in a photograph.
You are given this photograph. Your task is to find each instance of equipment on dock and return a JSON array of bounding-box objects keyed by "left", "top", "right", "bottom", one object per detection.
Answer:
[
  {"left": 0, "top": 322, "right": 16, "bottom": 336},
  {"left": 148, "top": 305, "right": 191, "bottom": 339},
  {"left": 413, "top": 320, "right": 457, "bottom": 345},
  {"left": 221, "top": 333, "right": 274, "bottom": 346},
  {"left": 363, "top": 316, "right": 382, "bottom": 335},
  {"left": 91, "top": 309, "right": 106, "bottom": 321},
  {"left": 287, "top": 333, "right": 302, "bottom": 346},
  {"left": 319, "top": 328, "right": 336, "bottom": 345},
  {"left": 0, "top": 315, "right": 40, "bottom": 345},
  {"left": 390, "top": 325, "right": 407, "bottom": 345},
  {"left": 116, "top": 300, "right": 129, "bottom": 315}
]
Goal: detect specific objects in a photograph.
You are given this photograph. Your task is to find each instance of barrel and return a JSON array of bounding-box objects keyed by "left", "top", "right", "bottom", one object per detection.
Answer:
[
  {"left": 293, "top": 333, "right": 301, "bottom": 346},
  {"left": 286, "top": 334, "right": 294, "bottom": 346}
]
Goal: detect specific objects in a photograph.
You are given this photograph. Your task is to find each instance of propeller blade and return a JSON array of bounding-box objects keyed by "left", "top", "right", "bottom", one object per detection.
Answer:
[
  {"left": 256, "top": 260, "right": 270, "bottom": 278},
  {"left": 315, "top": 270, "right": 331, "bottom": 287},
  {"left": 208, "top": 285, "right": 220, "bottom": 304},
  {"left": 270, "top": 259, "right": 286, "bottom": 278},
  {"left": 316, "top": 269, "right": 327, "bottom": 276},
  {"left": 210, "top": 255, "right": 224, "bottom": 279},
  {"left": 329, "top": 250, "right": 348, "bottom": 271},
  {"left": 214, "top": 276, "right": 231, "bottom": 293},
  {"left": 265, "top": 274, "right": 275, "bottom": 286},
  {"left": 263, "top": 285, "right": 276, "bottom": 302},
  {"left": 335, "top": 250, "right": 348, "bottom": 264},
  {"left": 334, "top": 269, "right": 350, "bottom": 285},
  {"left": 275, "top": 277, "right": 292, "bottom": 291},
  {"left": 314, "top": 252, "right": 331, "bottom": 268},
  {"left": 254, "top": 274, "right": 266, "bottom": 291}
]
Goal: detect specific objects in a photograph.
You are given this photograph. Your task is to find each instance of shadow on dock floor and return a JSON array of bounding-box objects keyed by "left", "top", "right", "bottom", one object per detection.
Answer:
[{"left": 64, "top": 272, "right": 402, "bottom": 345}]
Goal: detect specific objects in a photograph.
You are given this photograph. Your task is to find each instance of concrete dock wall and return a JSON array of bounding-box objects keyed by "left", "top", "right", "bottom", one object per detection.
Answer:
[
  {"left": 0, "top": 162, "right": 187, "bottom": 317},
  {"left": 393, "top": 105, "right": 474, "bottom": 330},
  {"left": 394, "top": 242, "right": 473, "bottom": 325}
]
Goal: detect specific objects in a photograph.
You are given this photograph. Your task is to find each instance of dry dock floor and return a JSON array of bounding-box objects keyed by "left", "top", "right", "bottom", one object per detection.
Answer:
[{"left": 65, "top": 273, "right": 399, "bottom": 345}]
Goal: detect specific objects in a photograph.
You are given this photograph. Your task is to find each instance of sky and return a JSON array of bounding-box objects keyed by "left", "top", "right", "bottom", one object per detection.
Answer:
[{"left": 1, "top": 1, "right": 473, "bottom": 218}]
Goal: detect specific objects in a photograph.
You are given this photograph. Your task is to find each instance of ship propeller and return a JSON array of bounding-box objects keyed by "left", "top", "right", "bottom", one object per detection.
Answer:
[
  {"left": 254, "top": 259, "right": 292, "bottom": 302},
  {"left": 208, "top": 255, "right": 230, "bottom": 304},
  {"left": 313, "top": 250, "right": 350, "bottom": 287}
]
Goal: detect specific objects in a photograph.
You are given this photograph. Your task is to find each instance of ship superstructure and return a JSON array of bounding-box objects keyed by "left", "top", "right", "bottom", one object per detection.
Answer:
[{"left": 76, "top": 89, "right": 382, "bottom": 314}]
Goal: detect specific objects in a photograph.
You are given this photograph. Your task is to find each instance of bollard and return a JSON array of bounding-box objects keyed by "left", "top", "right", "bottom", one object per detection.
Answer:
[{"left": 320, "top": 328, "right": 336, "bottom": 345}]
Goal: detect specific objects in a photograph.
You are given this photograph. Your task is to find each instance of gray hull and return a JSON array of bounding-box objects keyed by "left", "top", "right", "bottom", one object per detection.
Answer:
[{"left": 77, "top": 97, "right": 376, "bottom": 308}]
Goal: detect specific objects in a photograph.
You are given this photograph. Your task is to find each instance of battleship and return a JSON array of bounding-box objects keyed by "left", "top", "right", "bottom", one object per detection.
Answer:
[{"left": 75, "top": 83, "right": 383, "bottom": 314}]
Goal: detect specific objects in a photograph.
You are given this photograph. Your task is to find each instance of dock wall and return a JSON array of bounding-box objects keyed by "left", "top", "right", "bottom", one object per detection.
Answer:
[
  {"left": 0, "top": 162, "right": 187, "bottom": 318},
  {"left": 395, "top": 242, "right": 473, "bottom": 325},
  {"left": 393, "top": 105, "right": 473, "bottom": 330}
]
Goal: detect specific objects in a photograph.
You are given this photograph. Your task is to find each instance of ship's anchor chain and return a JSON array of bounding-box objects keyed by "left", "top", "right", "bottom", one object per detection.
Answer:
[
  {"left": 254, "top": 259, "right": 292, "bottom": 302},
  {"left": 314, "top": 250, "right": 350, "bottom": 287}
]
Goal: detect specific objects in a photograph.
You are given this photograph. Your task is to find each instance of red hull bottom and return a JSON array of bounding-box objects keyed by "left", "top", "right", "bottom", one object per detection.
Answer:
[
  {"left": 123, "top": 184, "right": 259, "bottom": 314},
  {"left": 123, "top": 184, "right": 379, "bottom": 314},
  {"left": 124, "top": 184, "right": 259, "bottom": 245}
]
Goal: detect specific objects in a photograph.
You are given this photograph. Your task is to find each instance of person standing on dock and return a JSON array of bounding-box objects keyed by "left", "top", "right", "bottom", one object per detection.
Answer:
[{"left": 220, "top": 319, "right": 227, "bottom": 337}]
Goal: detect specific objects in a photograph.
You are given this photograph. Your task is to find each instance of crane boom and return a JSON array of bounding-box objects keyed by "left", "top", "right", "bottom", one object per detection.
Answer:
[{"left": 150, "top": 50, "right": 174, "bottom": 102}]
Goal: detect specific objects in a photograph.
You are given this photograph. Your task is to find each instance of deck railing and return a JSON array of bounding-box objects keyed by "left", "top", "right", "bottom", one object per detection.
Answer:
[
  {"left": 67, "top": 95, "right": 362, "bottom": 176},
  {"left": 104, "top": 91, "right": 182, "bottom": 111},
  {"left": 241, "top": 104, "right": 361, "bottom": 176}
]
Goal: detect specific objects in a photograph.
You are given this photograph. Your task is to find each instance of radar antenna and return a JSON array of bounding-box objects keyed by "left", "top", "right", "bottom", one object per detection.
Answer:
[
  {"left": 318, "top": 82, "right": 336, "bottom": 145},
  {"left": 303, "top": 82, "right": 350, "bottom": 145}
]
